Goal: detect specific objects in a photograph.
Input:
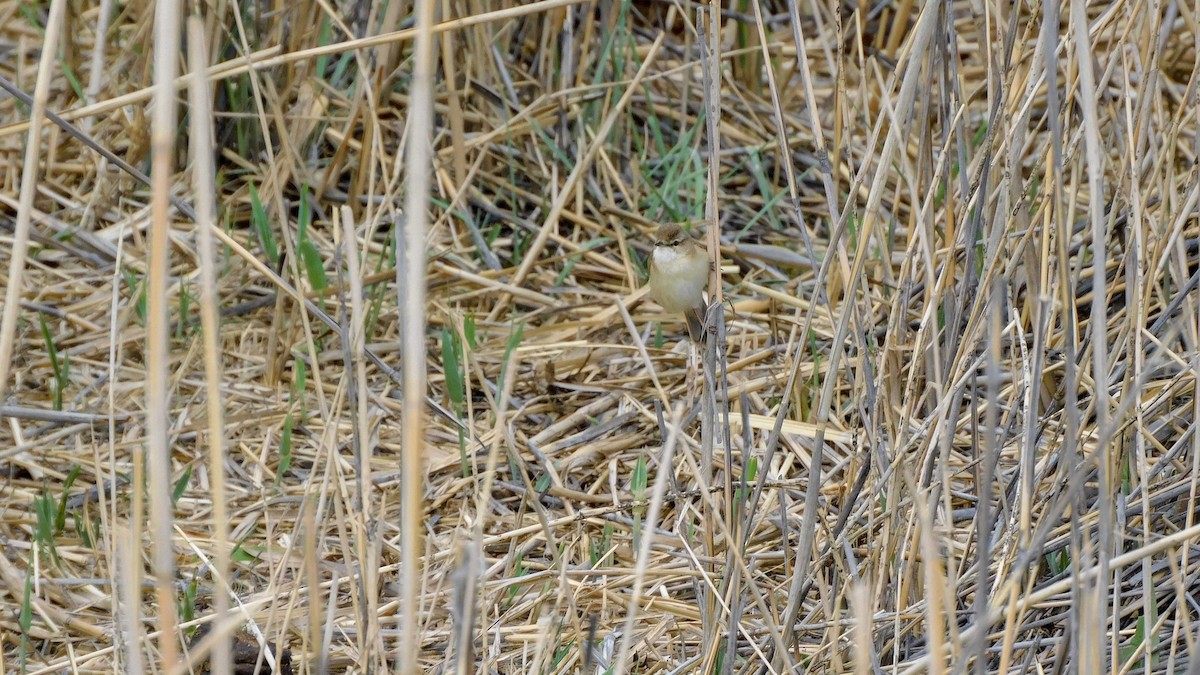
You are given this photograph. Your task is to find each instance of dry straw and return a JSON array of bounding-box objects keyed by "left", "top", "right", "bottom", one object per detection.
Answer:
[{"left": 1, "top": 0, "right": 1198, "bottom": 673}]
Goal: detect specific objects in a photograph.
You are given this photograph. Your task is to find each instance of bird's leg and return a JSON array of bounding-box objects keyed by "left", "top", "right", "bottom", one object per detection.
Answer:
[{"left": 703, "top": 301, "right": 721, "bottom": 340}]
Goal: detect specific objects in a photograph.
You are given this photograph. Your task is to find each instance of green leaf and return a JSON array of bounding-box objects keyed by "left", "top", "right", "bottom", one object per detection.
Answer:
[
  {"left": 299, "top": 239, "right": 328, "bottom": 291},
  {"left": 34, "top": 490, "right": 60, "bottom": 564},
  {"left": 497, "top": 321, "right": 524, "bottom": 394},
  {"left": 20, "top": 569, "right": 33, "bottom": 631},
  {"left": 60, "top": 60, "right": 86, "bottom": 105},
  {"left": 1119, "top": 593, "right": 1160, "bottom": 668},
  {"left": 297, "top": 184, "right": 312, "bottom": 236},
  {"left": 172, "top": 465, "right": 193, "bottom": 504},
  {"left": 315, "top": 17, "right": 332, "bottom": 76},
  {"left": 34, "top": 493, "right": 53, "bottom": 542},
  {"left": 231, "top": 544, "right": 261, "bottom": 563},
  {"left": 631, "top": 456, "right": 648, "bottom": 499},
  {"left": 181, "top": 579, "right": 198, "bottom": 623},
  {"left": 39, "top": 314, "right": 64, "bottom": 411},
  {"left": 276, "top": 414, "right": 294, "bottom": 484},
  {"left": 177, "top": 284, "right": 192, "bottom": 339},
  {"left": 249, "top": 184, "right": 278, "bottom": 266},
  {"left": 75, "top": 513, "right": 96, "bottom": 549},
  {"left": 1045, "top": 549, "right": 1069, "bottom": 575},
  {"left": 55, "top": 466, "right": 81, "bottom": 533},
  {"left": 293, "top": 359, "right": 307, "bottom": 393},
  {"left": 122, "top": 269, "right": 147, "bottom": 323},
  {"left": 464, "top": 313, "right": 477, "bottom": 349}
]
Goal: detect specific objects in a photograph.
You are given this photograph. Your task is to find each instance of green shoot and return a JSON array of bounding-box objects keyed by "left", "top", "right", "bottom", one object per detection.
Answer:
[
  {"left": 39, "top": 314, "right": 68, "bottom": 411},
  {"left": 631, "top": 455, "right": 648, "bottom": 550},
  {"left": 297, "top": 185, "right": 328, "bottom": 292},
  {"left": 249, "top": 183, "right": 279, "bottom": 267},
  {"left": 172, "top": 464, "right": 193, "bottom": 505},
  {"left": 441, "top": 327, "right": 468, "bottom": 476},
  {"left": 496, "top": 321, "right": 525, "bottom": 395},
  {"left": 276, "top": 414, "right": 294, "bottom": 485}
]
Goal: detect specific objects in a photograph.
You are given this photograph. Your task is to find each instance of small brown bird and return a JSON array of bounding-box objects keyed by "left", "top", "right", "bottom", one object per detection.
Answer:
[{"left": 648, "top": 223, "right": 709, "bottom": 342}]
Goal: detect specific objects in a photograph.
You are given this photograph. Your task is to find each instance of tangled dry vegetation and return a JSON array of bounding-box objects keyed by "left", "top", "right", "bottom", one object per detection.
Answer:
[{"left": 1, "top": 0, "right": 1199, "bottom": 673}]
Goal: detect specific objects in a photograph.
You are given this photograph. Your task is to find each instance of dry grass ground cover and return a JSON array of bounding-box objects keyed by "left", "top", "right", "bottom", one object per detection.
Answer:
[{"left": 1, "top": 0, "right": 1199, "bottom": 672}]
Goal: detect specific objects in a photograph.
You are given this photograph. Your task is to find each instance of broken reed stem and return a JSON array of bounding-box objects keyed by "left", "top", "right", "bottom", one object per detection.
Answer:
[{"left": 0, "top": 0, "right": 69, "bottom": 403}]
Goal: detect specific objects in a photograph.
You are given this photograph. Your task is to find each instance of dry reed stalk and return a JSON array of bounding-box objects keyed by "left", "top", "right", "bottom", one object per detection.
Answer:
[
  {"left": 185, "top": 15, "right": 232, "bottom": 675},
  {"left": 398, "top": 1, "right": 436, "bottom": 673},
  {"left": 146, "top": 0, "right": 181, "bottom": 667}
]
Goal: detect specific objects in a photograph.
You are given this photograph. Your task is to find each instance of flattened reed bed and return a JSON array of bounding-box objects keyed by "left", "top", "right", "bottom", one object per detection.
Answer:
[{"left": 1, "top": 1, "right": 1198, "bottom": 673}]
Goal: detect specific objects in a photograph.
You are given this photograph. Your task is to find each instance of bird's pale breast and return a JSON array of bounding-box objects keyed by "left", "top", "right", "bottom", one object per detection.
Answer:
[{"left": 651, "top": 246, "right": 707, "bottom": 312}]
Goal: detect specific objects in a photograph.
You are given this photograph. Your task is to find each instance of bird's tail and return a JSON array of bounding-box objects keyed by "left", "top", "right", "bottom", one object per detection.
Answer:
[{"left": 685, "top": 303, "right": 707, "bottom": 343}]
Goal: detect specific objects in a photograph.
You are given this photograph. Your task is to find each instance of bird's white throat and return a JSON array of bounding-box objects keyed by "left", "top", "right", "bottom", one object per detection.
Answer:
[{"left": 653, "top": 245, "right": 686, "bottom": 266}]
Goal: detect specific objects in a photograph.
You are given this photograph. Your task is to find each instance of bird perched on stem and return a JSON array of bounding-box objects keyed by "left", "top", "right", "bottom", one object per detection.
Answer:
[{"left": 648, "top": 223, "right": 710, "bottom": 342}]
